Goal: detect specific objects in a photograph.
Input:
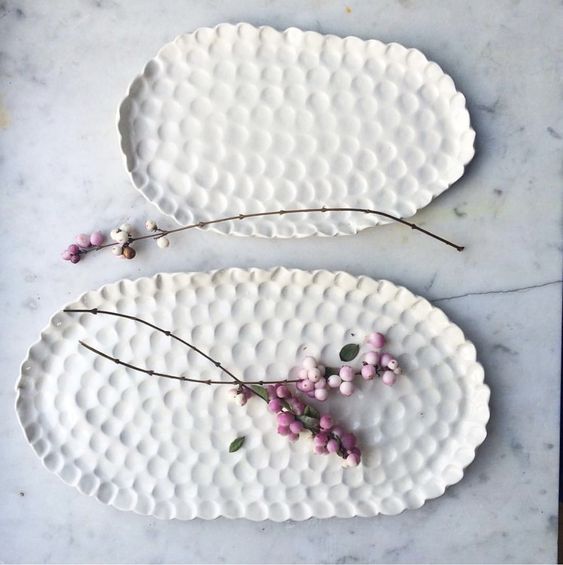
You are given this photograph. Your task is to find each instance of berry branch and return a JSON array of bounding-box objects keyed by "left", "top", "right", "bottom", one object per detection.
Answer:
[
  {"left": 63, "top": 206, "right": 464, "bottom": 262},
  {"left": 77, "top": 340, "right": 291, "bottom": 386},
  {"left": 65, "top": 307, "right": 369, "bottom": 465},
  {"left": 64, "top": 307, "right": 298, "bottom": 387}
]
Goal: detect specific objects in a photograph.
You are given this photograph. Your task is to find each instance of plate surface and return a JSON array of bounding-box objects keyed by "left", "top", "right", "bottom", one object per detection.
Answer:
[
  {"left": 16, "top": 269, "right": 489, "bottom": 520},
  {"left": 118, "top": 24, "right": 475, "bottom": 237}
]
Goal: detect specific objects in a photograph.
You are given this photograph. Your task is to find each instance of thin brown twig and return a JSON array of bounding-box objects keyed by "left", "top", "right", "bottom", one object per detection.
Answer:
[
  {"left": 65, "top": 308, "right": 299, "bottom": 389},
  {"left": 80, "top": 206, "right": 464, "bottom": 254},
  {"left": 78, "top": 340, "right": 293, "bottom": 386}
]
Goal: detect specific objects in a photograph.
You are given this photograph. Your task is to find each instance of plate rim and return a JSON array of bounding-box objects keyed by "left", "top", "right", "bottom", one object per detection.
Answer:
[{"left": 116, "top": 23, "right": 476, "bottom": 238}]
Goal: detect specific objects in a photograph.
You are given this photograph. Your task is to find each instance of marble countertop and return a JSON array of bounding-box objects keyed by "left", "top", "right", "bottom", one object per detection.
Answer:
[{"left": 1, "top": 0, "right": 561, "bottom": 562}]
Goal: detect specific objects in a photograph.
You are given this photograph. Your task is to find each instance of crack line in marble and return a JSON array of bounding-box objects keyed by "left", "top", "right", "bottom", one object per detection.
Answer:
[{"left": 433, "top": 279, "right": 562, "bottom": 303}]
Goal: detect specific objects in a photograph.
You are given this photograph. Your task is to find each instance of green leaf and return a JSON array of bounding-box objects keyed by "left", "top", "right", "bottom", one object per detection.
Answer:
[
  {"left": 324, "top": 366, "right": 340, "bottom": 377},
  {"left": 339, "top": 343, "right": 360, "bottom": 362},
  {"left": 303, "top": 404, "right": 320, "bottom": 419},
  {"left": 229, "top": 436, "right": 246, "bottom": 453},
  {"left": 280, "top": 399, "right": 292, "bottom": 411},
  {"left": 298, "top": 415, "right": 321, "bottom": 430},
  {"left": 250, "top": 384, "right": 269, "bottom": 401}
]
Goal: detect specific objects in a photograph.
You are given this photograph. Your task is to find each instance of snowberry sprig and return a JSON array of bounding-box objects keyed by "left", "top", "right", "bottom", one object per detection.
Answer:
[
  {"left": 61, "top": 206, "right": 465, "bottom": 264},
  {"left": 266, "top": 383, "right": 361, "bottom": 466},
  {"left": 61, "top": 231, "right": 105, "bottom": 264},
  {"left": 295, "top": 331, "right": 402, "bottom": 400},
  {"left": 67, "top": 307, "right": 365, "bottom": 466}
]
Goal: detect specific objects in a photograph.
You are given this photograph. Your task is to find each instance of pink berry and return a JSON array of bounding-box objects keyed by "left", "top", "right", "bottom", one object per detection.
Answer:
[
  {"left": 288, "top": 433, "right": 299, "bottom": 442},
  {"left": 306, "top": 390, "right": 316, "bottom": 398},
  {"left": 277, "top": 412, "right": 295, "bottom": 426},
  {"left": 339, "top": 365, "right": 355, "bottom": 382},
  {"left": 298, "top": 379, "right": 314, "bottom": 392},
  {"left": 327, "top": 374, "right": 342, "bottom": 388},
  {"left": 314, "top": 432, "right": 328, "bottom": 447},
  {"left": 307, "top": 368, "right": 322, "bottom": 382},
  {"left": 267, "top": 385, "right": 276, "bottom": 398},
  {"left": 341, "top": 433, "right": 356, "bottom": 450},
  {"left": 364, "top": 351, "right": 380, "bottom": 366},
  {"left": 332, "top": 426, "right": 343, "bottom": 437},
  {"left": 89, "top": 231, "right": 105, "bottom": 246},
  {"left": 61, "top": 249, "right": 72, "bottom": 261},
  {"left": 314, "top": 377, "right": 327, "bottom": 389},
  {"left": 314, "top": 445, "right": 328, "bottom": 454},
  {"left": 70, "top": 254, "right": 80, "bottom": 264},
  {"left": 361, "top": 364, "right": 376, "bottom": 380},
  {"left": 368, "top": 332, "right": 385, "bottom": 349},
  {"left": 289, "top": 420, "right": 304, "bottom": 434},
  {"left": 380, "top": 353, "right": 393, "bottom": 367},
  {"left": 75, "top": 233, "right": 91, "bottom": 248},
  {"left": 268, "top": 399, "right": 282, "bottom": 413},
  {"left": 277, "top": 425, "right": 290, "bottom": 436},
  {"left": 302, "top": 356, "right": 317, "bottom": 370},
  {"left": 276, "top": 385, "right": 290, "bottom": 398},
  {"left": 387, "top": 359, "right": 399, "bottom": 370},
  {"left": 382, "top": 370, "right": 397, "bottom": 386},
  {"left": 68, "top": 244, "right": 79, "bottom": 254},
  {"left": 339, "top": 381, "right": 355, "bottom": 396},
  {"left": 346, "top": 452, "right": 361, "bottom": 467},
  {"left": 297, "top": 368, "right": 308, "bottom": 380},
  {"left": 326, "top": 438, "right": 339, "bottom": 453},
  {"left": 319, "top": 415, "right": 332, "bottom": 430},
  {"left": 314, "top": 388, "right": 328, "bottom": 401}
]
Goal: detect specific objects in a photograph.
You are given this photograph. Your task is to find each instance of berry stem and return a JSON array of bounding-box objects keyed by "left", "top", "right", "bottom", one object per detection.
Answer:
[
  {"left": 77, "top": 340, "right": 295, "bottom": 387},
  {"left": 80, "top": 206, "right": 464, "bottom": 255},
  {"left": 64, "top": 308, "right": 298, "bottom": 393}
]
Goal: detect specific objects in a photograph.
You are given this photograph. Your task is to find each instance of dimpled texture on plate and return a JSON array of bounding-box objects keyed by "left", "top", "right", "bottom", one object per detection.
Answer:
[
  {"left": 118, "top": 23, "right": 475, "bottom": 237},
  {"left": 16, "top": 269, "right": 489, "bottom": 520}
]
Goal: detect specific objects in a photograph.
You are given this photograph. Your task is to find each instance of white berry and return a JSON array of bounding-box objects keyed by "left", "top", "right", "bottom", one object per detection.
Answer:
[
  {"left": 111, "top": 245, "right": 122, "bottom": 256},
  {"left": 145, "top": 220, "right": 157, "bottom": 231},
  {"left": 110, "top": 228, "right": 120, "bottom": 241},
  {"left": 387, "top": 359, "right": 399, "bottom": 370},
  {"left": 115, "top": 231, "right": 128, "bottom": 244},
  {"left": 120, "top": 223, "right": 132, "bottom": 233},
  {"left": 302, "top": 356, "right": 317, "bottom": 370},
  {"left": 157, "top": 237, "right": 170, "bottom": 248},
  {"left": 307, "top": 368, "right": 322, "bottom": 383},
  {"left": 382, "top": 370, "right": 397, "bottom": 386},
  {"left": 327, "top": 374, "right": 342, "bottom": 388},
  {"left": 339, "top": 381, "right": 355, "bottom": 396}
]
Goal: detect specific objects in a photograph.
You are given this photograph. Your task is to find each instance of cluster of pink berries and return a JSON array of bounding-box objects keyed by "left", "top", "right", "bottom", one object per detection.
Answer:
[
  {"left": 61, "top": 231, "right": 105, "bottom": 264},
  {"left": 266, "top": 383, "right": 361, "bottom": 467},
  {"left": 62, "top": 219, "right": 175, "bottom": 264},
  {"left": 296, "top": 332, "right": 401, "bottom": 400},
  {"left": 295, "top": 357, "right": 330, "bottom": 401}
]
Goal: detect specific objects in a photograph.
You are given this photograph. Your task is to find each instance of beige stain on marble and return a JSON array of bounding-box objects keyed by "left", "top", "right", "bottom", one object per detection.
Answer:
[{"left": 0, "top": 96, "right": 10, "bottom": 129}]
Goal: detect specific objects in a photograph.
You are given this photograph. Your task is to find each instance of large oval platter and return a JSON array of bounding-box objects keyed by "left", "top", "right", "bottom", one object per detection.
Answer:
[
  {"left": 118, "top": 24, "right": 475, "bottom": 237},
  {"left": 16, "top": 269, "right": 489, "bottom": 520}
]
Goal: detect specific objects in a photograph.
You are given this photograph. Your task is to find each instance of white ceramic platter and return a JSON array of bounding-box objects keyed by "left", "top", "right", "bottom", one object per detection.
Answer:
[
  {"left": 118, "top": 24, "right": 475, "bottom": 237},
  {"left": 16, "top": 269, "right": 488, "bottom": 520}
]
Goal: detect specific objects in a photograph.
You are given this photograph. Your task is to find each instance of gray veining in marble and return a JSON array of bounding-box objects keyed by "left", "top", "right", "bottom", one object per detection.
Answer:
[{"left": 1, "top": 0, "right": 561, "bottom": 563}]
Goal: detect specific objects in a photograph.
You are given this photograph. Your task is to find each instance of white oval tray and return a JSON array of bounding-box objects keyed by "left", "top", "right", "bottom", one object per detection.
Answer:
[
  {"left": 16, "top": 269, "right": 488, "bottom": 520},
  {"left": 117, "top": 24, "right": 475, "bottom": 237}
]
